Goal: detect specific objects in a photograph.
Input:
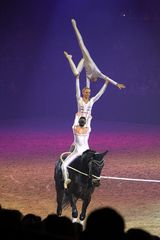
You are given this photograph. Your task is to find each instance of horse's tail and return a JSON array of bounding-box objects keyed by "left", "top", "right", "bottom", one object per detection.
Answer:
[{"left": 55, "top": 159, "right": 72, "bottom": 210}]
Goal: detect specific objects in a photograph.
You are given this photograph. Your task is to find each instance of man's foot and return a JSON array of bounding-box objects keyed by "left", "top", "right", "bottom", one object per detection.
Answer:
[{"left": 64, "top": 179, "right": 71, "bottom": 189}]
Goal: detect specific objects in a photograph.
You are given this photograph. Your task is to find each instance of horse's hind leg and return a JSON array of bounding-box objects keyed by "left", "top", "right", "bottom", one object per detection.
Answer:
[
  {"left": 56, "top": 189, "right": 64, "bottom": 216},
  {"left": 70, "top": 195, "right": 78, "bottom": 222}
]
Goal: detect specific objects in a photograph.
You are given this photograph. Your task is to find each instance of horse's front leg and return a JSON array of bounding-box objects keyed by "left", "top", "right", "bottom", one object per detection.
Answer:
[
  {"left": 79, "top": 192, "right": 92, "bottom": 223},
  {"left": 70, "top": 194, "right": 78, "bottom": 222}
]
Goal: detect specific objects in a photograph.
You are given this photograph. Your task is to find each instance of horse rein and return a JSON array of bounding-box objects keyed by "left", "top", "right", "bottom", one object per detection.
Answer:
[{"left": 60, "top": 152, "right": 102, "bottom": 180}]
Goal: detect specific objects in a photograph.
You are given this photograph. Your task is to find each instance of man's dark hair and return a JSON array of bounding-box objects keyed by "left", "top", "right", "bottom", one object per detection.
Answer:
[{"left": 78, "top": 117, "right": 86, "bottom": 127}]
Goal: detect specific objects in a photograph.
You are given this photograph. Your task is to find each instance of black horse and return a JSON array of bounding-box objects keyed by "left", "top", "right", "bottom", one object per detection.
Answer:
[{"left": 54, "top": 149, "right": 108, "bottom": 223}]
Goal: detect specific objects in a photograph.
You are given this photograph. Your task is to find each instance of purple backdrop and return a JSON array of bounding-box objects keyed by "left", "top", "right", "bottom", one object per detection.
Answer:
[{"left": 0, "top": 0, "right": 160, "bottom": 126}]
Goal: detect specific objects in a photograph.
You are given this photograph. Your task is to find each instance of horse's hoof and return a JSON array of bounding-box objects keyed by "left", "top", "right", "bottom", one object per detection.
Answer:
[
  {"left": 57, "top": 212, "right": 62, "bottom": 216},
  {"left": 79, "top": 220, "right": 84, "bottom": 226},
  {"left": 72, "top": 218, "right": 78, "bottom": 223}
]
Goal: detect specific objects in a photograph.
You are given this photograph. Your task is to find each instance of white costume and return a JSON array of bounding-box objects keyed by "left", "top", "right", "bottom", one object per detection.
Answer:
[
  {"left": 64, "top": 52, "right": 109, "bottom": 124},
  {"left": 76, "top": 76, "right": 108, "bottom": 121},
  {"left": 61, "top": 117, "right": 91, "bottom": 186},
  {"left": 71, "top": 19, "right": 119, "bottom": 88}
]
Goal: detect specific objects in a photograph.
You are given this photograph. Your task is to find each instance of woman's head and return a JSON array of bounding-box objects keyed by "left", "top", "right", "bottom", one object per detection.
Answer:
[{"left": 82, "top": 87, "right": 91, "bottom": 99}]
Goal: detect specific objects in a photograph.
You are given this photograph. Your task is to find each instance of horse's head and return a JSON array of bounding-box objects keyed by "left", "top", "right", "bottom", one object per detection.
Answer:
[
  {"left": 81, "top": 150, "right": 108, "bottom": 187},
  {"left": 90, "top": 150, "right": 108, "bottom": 186}
]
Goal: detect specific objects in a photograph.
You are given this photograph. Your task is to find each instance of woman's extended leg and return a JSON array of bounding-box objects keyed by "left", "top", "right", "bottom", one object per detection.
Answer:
[{"left": 71, "top": 19, "right": 126, "bottom": 89}]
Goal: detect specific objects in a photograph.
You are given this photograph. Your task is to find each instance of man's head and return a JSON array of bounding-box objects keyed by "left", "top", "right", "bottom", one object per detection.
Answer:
[
  {"left": 82, "top": 87, "right": 91, "bottom": 99},
  {"left": 78, "top": 117, "right": 86, "bottom": 127}
]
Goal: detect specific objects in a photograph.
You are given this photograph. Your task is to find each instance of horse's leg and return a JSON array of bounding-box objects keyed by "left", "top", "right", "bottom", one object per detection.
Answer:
[
  {"left": 56, "top": 188, "right": 64, "bottom": 216},
  {"left": 70, "top": 194, "right": 78, "bottom": 222},
  {"left": 79, "top": 193, "right": 92, "bottom": 222}
]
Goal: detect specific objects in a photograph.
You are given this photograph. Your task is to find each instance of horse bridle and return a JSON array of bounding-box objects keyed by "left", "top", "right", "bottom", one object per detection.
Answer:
[
  {"left": 88, "top": 157, "right": 104, "bottom": 182},
  {"left": 92, "top": 158, "right": 104, "bottom": 168}
]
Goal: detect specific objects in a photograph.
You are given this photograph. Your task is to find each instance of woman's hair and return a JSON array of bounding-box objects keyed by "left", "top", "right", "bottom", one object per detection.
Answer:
[{"left": 82, "top": 87, "right": 90, "bottom": 92}]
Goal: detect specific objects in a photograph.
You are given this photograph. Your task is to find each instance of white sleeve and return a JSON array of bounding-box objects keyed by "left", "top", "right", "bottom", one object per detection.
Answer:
[
  {"left": 72, "top": 114, "right": 79, "bottom": 129},
  {"left": 92, "top": 81, "right": 108, "bottom": 103},
  {"left": 86, "top": 116, "right": 92, "bottom": 132},
  {"left": 100, "top": 73, "right": 118, "bottom": 86},
  {"left": 76, "top": 77, "right": 81, "bottom": 100},
  {"left": 105, "top": 76, "right": 118, "bottom": 86}
]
